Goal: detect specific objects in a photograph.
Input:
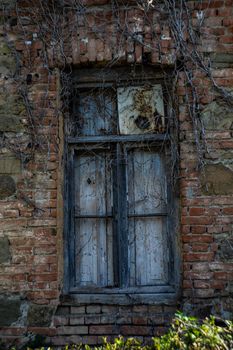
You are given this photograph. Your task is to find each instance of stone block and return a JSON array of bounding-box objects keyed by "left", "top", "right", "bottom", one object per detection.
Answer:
[
  {"left": 0, "top": 116, "right": 23, "bottom": 132},
  {"left": 201, "top": 101, "right": 233, "bottom": 131},
  {"left": 210, "top": 53, "right": 233, "bottom": 68},
  {"left": 0, "top": 175, "right": 16, "bottom": 199},
  {"left": 0, "top": 236, "right": 11, "bottom": 264},
  {"left": 217, "top": 238, "right": 233, "bottom": 260},
  {"left": 0, "top": 39, "right": 16, "bottom": 76},
  {"left": 0, "top": 295, "right": 21, "bottom": 326},
  {"left": 0, "top": 90, "right": 25, "bottom": 132},
  {"left": 1, "top": 0, "right": 16, "bottom": 10},
  {"left": 0, "top": 156, "right": 21, "bottom": 174},
  {"left": 201, "top": 163, "right": 233, "bottom": 195},
  {"left": 27, "top": 304, "right": 54, "bottom": 327}
]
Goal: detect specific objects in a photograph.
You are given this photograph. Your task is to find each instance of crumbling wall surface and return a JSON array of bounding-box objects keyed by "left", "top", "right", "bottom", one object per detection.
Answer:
[{"left": 0, "top": 0, "right": 233, "bottom": 348}]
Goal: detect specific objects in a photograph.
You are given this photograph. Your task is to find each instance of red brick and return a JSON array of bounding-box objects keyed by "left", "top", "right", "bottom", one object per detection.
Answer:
[
  {"left": 194, "top": 281, "right": 211, "bottom": 289},
  {"left": 28, "top": 273, "right": 57, "bottom": 282},
  {"left": 182, "top": 235, "right": 213, "bottom": 243},
  {"left": 183, "top": 253, "right": 214, "bottom": 262},
  {"left": 191, "top": 243, "right": 210, "bottom": 252},
  {"left": 70, "top": 306, "right": 85, "bottom": 314},
  {"left": 181, "top": 216, "right": 213, "bottom": 225},
  {"left": 222, "top": 207, "right": 233, "bottom": 215},
  {"left": 70, "top": 316, "right": 85, "bottom": 325},
  {"left": 3, "top": 210, "right": 19, "bottom": 218},
  {"left": 102, "top": 306, "right": 118, "bottom": 313},
  {"left": 26, "top": 291, "right": 59, "bottom": 300},
  {"left": 208, "top": 0, "right": 225, "bottom": 8},
  {"left": 223, "top": 18, "right": 233, "bottom": 26},
  {"left": 52, "top": 336, "right": 82, "bottom": 346},
  {"left": 0, "top": 328, "right": 26, "bottom": 336},
  {"left": 132, "top": 305, "right": 148, "bottom": 313},
  {"left": 214, "top": 272, "right": 229, "bottom": 280},
  {"left": 82, "top": 336, "right": 98, "bottom": 345},
  {"left": 221, "top": 35, "right": 233, "bottom": 43},
  {"left": 85, "top": 316, "right": 101, "bottom": 324},
  {"left": 57, "top": 326, "right": 88, "bottom": 335},
  {"left": 211, "top": 280, "right": 226, "bottom": 289},
  {"left": 53, "top": 316, "right": 69, "bottom": 326},
  {"left": 120, "top": 325, "right": 151, "bottom": 336},
  {"left": 189, "top": 208, "right": 205, "bottom": 216},
  {"left": 195, "top": 289, "right": 214, "bottom": 298},
  {"left": 132, "top": 317, "right": 148, "bottom": 325},
  {"left": 89, "top": 325, "right": 119, "bottom": 335},
  {"left": 27, "top": 327, "right": 56, "bottom": 336},
  {"left": 183, "top": 280, "right": 193, "bottom": 288},
  {"left": 191, "top": 226, "right": 207, "bottom": 234},
  {"left": 86, "top": 305, "right": 101, "bottom": 314}
]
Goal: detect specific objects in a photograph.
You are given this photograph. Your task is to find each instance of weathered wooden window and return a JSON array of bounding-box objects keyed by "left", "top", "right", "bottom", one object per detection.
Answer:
[{"left": 64, "top": 67, "right": 179, "bottom": 302}]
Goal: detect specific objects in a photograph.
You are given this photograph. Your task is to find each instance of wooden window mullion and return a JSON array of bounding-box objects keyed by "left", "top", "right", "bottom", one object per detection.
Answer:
[{"left": 115, "top": 143, "right": 128, "bottom": 287}]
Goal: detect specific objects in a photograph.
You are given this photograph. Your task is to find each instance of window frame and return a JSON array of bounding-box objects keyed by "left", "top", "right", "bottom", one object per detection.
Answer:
[{"left": 63, "top": 67, "right": 180, "bottom": 304}]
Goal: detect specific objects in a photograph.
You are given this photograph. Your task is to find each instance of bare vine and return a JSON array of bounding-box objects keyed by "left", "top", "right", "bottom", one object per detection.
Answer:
[{"left": 1, "top": 0, "right": 233, "bottom": 178}]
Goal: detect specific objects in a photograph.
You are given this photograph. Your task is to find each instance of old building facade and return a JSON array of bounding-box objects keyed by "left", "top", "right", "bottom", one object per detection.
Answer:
[{"left": 0, "top": 0, "right": 233, "bottom": 347}]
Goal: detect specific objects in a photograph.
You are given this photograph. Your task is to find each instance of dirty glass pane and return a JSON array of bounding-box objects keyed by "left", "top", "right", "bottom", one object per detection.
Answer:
[
  {"left": 74, "top": 151, "right": 114, "bottom": 287},
  {"left": 117, "top": 85, "right": 165, "bottom": 135},
  {"left": 74, "top": 88, "right": 117, "bottom": 136}
]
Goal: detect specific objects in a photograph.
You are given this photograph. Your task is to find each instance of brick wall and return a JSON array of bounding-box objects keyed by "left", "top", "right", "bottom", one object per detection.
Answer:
[{"left": 0, "top": 0, "right": 233, "bottom": 348}]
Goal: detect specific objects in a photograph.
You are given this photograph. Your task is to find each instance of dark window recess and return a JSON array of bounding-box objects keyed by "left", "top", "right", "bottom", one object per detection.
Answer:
[{"left": 64, "top": 68, "right": 179, "bottom": 298}]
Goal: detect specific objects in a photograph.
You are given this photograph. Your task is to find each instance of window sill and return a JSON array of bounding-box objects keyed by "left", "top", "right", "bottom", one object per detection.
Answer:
[{"left": 60, "top": 289, "right": 180, "bottom": 306}]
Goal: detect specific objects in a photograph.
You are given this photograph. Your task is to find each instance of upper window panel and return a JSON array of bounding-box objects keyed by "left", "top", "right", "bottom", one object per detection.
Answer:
[
  {"left": 73, "top": 88, "right": 117, "bottom": 136},
  {"left": 117, "top": 85, "right": 165, "bottom": 135},
  {"left": 72, "top": 83, "right": 165, "bottom": 137}
]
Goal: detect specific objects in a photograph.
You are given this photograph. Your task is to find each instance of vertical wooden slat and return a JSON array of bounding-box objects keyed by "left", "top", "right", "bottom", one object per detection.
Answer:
[
  {"left": 127, "top": 148, "right": 136, "bottom": 287},
  {"left": 112, "top": 146, "right": 119, "bottom": 287},
  {"left": 64, "top": 147, "right": 76, "bottom": 292},
  {"left": 116, "top": 144, "right": 128, "bottom": 287}
]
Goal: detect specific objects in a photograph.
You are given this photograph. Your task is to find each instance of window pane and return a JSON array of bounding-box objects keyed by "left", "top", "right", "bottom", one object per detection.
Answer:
[
  {"left": 127, "top": 149, "right": 168, "bottom": 286},
  {"left": 73, "top": 88, "right": 117, "bottom": 136},
  {"left": 127, "top": 149, "right": 167, "bottom": 214},
  {"left": 74, "top": 151, "right": 114, "bottom": 287},
  {"left": 117, "top": 85, "right": 165, "bottom": 135},
  {"left": 129, "top": 217, "right": 168, "bottom": 286},
  {"left": 75, "top": 218, "right": 113, "bottom": 287},
  {"left": 74, "top": 151, "right": 113, "bottom": 215}
]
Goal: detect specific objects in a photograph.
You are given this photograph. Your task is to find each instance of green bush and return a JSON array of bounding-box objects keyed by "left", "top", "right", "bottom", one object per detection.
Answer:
[
  {"left": 10, "top": 313, "right": 233, "bottom": 350},
  {"left": 153, "top": 312, "right": 233, "bottom": 350}
]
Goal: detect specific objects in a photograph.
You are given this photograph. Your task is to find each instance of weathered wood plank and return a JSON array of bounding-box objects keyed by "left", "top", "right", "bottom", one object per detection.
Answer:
[
  {"left": 127, "top": 149, "right": 168, "bottom": 286},
  {"left": 73, "top": 66, "right": 169, "bottom": 86},
  {"left": 73, "top": 88, "right": 116, "bottom": 136},
  {"left": 74, "top": 150, "right": 114, "bottom": 287},
  {"left": 68, "top": 133, "right": 168, "bottom": 144},
  {"left": 65, "top": 291, "right": 177, "bottom": 306}
]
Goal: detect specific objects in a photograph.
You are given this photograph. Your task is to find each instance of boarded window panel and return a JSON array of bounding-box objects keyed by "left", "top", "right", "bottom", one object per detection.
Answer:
[
  {"left": 127, "top": 149, "right": 168, "bottom": 286},
  {"left": 127, "top": 149, "right": 167, "bottom": 215},
  {"left": 75, "top": 151, "right": 113, "bottom": 215},
  {"left": 117, "top": 85, "right": 165, "bottom": 135},
  {"left": 74, "top": 88, "right": 117, "bottom": 136},
  {"left": 74, "top": 151, "right": 114, "bottom": 287},
  {"left": 129, "top": 218, "right": 168, "bottom": 286},
  {"left": 75, "top": 218, "right": 113, "bottom": 287}
]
